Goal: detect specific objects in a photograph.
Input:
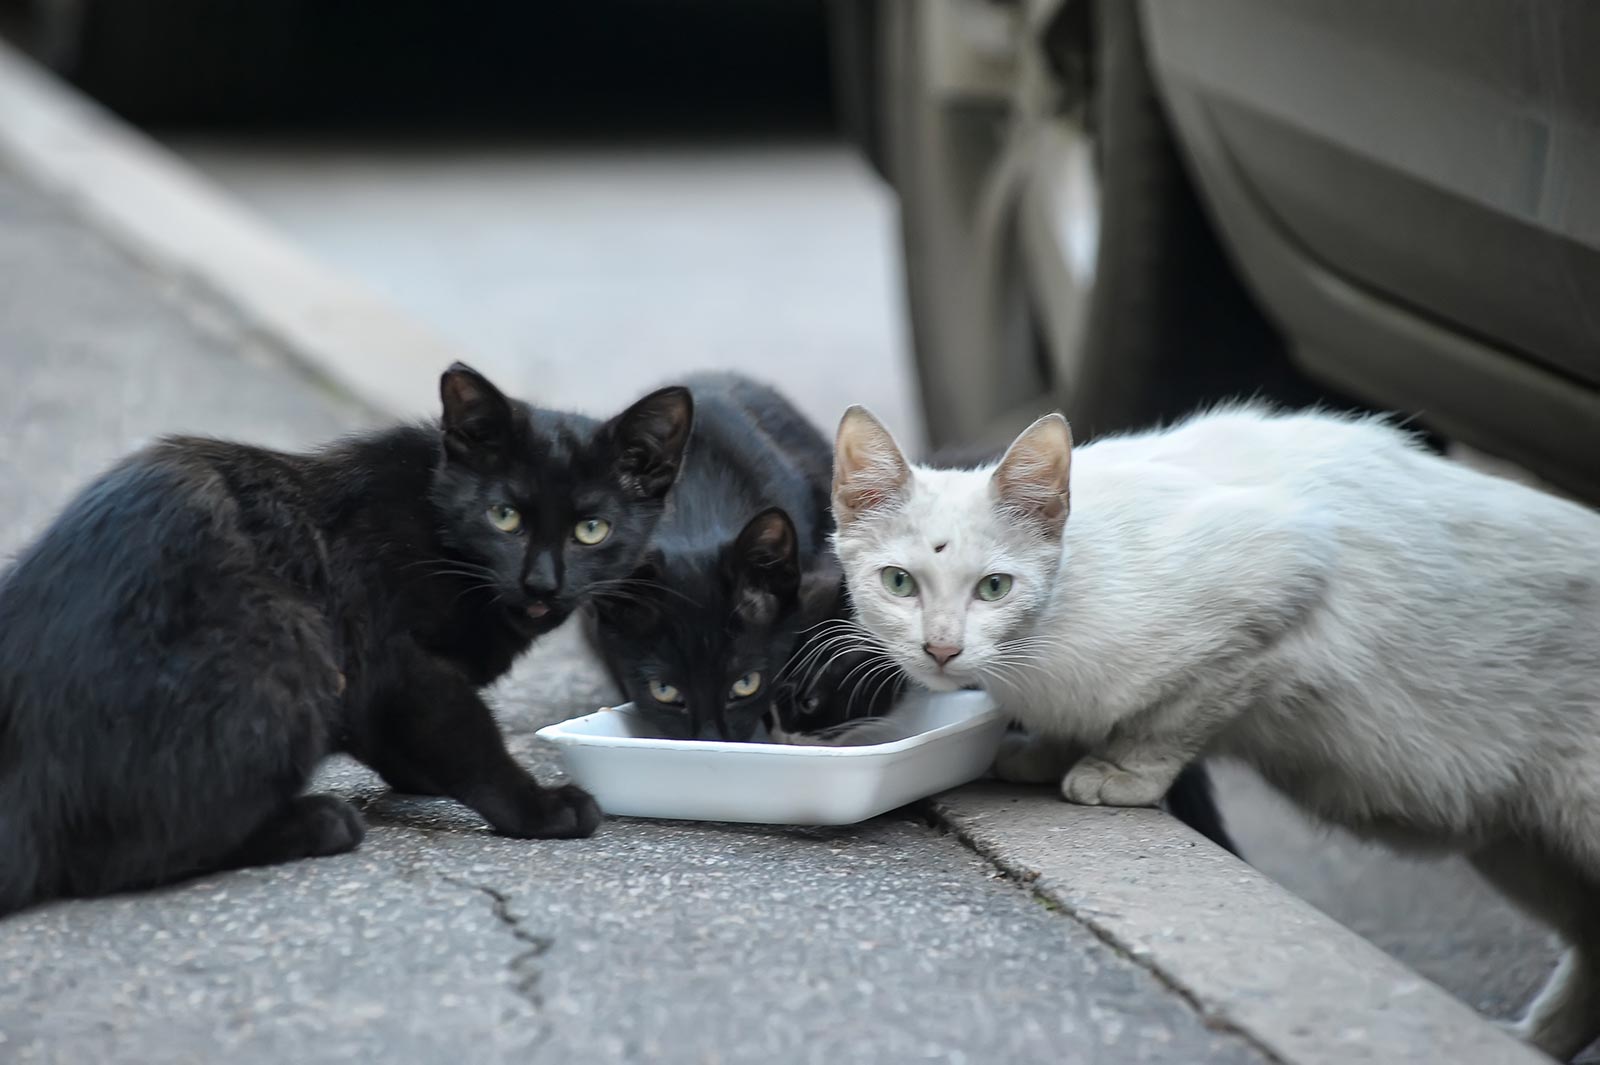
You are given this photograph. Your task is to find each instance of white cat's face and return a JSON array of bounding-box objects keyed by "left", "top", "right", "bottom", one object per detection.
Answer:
[{"left": 831, "top": 408, "right": 1072, "bottom": 693}]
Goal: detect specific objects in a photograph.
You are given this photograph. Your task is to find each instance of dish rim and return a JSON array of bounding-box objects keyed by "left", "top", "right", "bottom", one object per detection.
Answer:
[{"left": 535, "top": 694, "right": 1003, "bottom": 759}]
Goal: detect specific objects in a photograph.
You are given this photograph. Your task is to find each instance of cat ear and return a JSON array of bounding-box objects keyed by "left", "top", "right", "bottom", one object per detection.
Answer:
[
  {"left": 992, "top": 413, "right": 1072, "bottom": 534},
  {"left": 729, "top": 508, "right": 800, "bottom": 625},
  {"left": 607, "top": 386, "right": 694, "bottom": 499},
  {"left": 833, "top": 405, "right": 910, "bottom": 524},
  {"left": 440, "top": 362, "right": 514, "bottom": 463}
]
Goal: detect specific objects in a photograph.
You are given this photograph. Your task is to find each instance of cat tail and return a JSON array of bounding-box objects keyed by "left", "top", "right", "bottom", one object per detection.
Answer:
[{"left": 1163, "top": 764, "right": 1241, "bottom": 858}]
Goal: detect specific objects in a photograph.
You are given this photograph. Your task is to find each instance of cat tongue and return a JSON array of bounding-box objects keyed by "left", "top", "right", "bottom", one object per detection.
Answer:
[{"left": 525, "top": 602, "right": 551, "bottom": 619}]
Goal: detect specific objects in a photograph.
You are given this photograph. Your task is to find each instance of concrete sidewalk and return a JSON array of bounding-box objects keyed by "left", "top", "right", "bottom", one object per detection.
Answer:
[{"left": 0, "top": 41, "right": 1545, "bottom": 1065}]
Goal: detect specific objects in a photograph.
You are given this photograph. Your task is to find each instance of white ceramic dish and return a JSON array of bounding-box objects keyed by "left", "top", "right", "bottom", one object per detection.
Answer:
[{"left": 536, "top": 690, "right": 1006, "bottom": 826}]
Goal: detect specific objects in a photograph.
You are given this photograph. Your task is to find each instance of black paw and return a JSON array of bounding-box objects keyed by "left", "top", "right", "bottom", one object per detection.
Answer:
[
  {"left": 227, "top": 793, "right": 366, "bottom": 870},
  {"left": 500, "top": 783, "right": 603, "bottom": 840},
  {"left": 296, "top": 794, "right": 367, "bottom": 856}
]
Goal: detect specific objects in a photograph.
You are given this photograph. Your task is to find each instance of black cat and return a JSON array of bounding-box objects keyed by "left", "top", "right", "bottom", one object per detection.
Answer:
[
  {"left": 587, "top": 373, "right": 836, "bottom": 742},
  {"left": 0, "top": 363, "right": 692, "bottom": 915}
]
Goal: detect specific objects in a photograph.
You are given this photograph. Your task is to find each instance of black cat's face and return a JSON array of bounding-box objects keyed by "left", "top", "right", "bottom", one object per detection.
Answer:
[
  {"left": 594, "top": 509, "right": 825, "bottom": 742},
  {"left": 770, "top": 588, "right": 907, "bottom": 740},
  {"left": 429, "top": 364, "right": 693, "bottom": 636}
]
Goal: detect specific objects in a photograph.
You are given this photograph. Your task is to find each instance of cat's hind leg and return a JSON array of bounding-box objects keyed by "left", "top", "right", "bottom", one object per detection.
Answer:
[
  {"left": 218, "top": 794, "right": 365, "bottom": 871},
  {"left": 1470, "top": 843, "right": 1600, "bottom": 1060},
  {"left": 51, "top": 589, "right": 349, "bottom": 901}
]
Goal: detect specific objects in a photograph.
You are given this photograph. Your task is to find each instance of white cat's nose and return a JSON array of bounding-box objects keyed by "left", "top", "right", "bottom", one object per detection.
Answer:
[{"left": 924, "top": 643, "right": 962, "bottom": 667}]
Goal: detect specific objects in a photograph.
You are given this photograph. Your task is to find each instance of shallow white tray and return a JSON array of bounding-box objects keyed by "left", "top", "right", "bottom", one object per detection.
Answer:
[{"left": 535, "top": 690, "right": 1006, "bottom": 826}]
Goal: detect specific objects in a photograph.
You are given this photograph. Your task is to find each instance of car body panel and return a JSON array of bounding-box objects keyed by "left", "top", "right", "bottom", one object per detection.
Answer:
[{"left": 1141, "top": 0, "right": 1600, "bottom": 498}]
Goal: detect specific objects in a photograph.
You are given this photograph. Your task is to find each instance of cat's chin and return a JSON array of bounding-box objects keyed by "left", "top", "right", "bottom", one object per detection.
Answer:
[
  {"left": 509, "top": 602, "right": 568, "bottom": 637},
  {"left": 906, "top": 667, "right": 966, "bottom": 693}
]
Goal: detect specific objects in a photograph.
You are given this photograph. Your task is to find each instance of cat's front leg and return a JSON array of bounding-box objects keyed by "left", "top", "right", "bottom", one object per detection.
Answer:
[
  {"left": 1062, "top": 746, "right": 1190, "bottom": 807},
  {"left": 992, "top": 729, "right": 1082, "bottom": 784},
  {"left": 366, "top": 653, "right": 602, "bottom": 839},
  {"left": 1064, "top": 678, "right": 1248, "bottom": 807}
]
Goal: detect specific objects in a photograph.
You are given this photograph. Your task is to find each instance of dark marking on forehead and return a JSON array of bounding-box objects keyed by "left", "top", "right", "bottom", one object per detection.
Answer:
[{"left": 934, "top": 542, "right": 948, "bottom": 553}]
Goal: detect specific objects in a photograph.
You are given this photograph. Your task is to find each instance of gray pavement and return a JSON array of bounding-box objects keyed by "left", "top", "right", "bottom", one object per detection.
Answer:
[
  {"left": 172, "top": 136, "right": 926, "bottom": 453},
  {"left": 0, "top": 166, "right": 1265, "bottom": 1064},
  {"left": 166, "top": 134, "right": 1587, "bottom": 1056}
]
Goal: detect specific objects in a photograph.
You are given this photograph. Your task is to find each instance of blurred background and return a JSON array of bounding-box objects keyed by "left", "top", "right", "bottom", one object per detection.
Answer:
[
  {"left": 0, "top": 0, "right": 923, "bottom": 446},
  {"left": 3, "top": 0, "right": 1596, "bottom": 493},
  {"left": 1, "top": 0, "right": 1597, "bottom": 1055}
]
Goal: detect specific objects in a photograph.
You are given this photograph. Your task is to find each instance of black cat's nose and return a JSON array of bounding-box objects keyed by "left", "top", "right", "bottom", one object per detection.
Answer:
[
  {"left": 924, "top": 643, "right": 962, "bottom": 667},
  {"left": 522, "top": 552, "right": 559, "bottom": 600}
]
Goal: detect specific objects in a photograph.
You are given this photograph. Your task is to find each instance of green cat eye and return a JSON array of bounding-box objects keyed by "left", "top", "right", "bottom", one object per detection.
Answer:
[
  {"left": 486, "top": 503, "right": 522, "bottom": 534},
  {"left": 880, "top": 567, "right": 918, "bottom": 597},
  {"left": 574, "top": 517, "right": 611, "bottom": 545},
  {"left": 648, "top": 680, "right": 683, "bottom": 705},
  {"left": 976, "top": 573, "right": 1013, "bottom": 602},
  {"left": 729, "top": 671, "right": 762, "bottom": 699}
]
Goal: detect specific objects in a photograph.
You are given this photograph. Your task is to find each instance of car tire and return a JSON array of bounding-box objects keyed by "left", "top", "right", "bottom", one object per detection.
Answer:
[{"left": 884, "top": 0, "right": 1357, "bottom": 450}]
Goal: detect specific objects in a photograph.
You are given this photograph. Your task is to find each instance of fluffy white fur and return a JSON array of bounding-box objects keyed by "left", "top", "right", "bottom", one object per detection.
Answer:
[{"left": 831, "top": 403, "right": 1600, "bottom": 1060}]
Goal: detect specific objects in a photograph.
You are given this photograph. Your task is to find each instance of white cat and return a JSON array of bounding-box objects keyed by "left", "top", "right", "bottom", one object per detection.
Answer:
[{"left": 830, "top": 403, "right": 1600, "bottom": 1061}]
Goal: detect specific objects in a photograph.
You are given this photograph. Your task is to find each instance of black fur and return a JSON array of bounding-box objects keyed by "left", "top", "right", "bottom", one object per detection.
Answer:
[
  {"left": 771, "top": 582, "right": 908, "bottom": 739},
  {"left": 1161, "top": 763, "right": 1239, "bottom": 855},
  {"left": 587, "top": 374, "right": 837, "bottom": 742},
  {"left": 0, "top": 363, "right": 692, "bottom": 915}
]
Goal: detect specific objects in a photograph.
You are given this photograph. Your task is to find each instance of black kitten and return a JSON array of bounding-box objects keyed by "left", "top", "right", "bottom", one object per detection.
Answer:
[
  {"left": 587, "top": 374, "right": 836, "bottom": 742},
  {"left": 0, "top": 363, "right": 691, "bottom": 915},
  {"left": 771, "top": 581, "right": 908, "bottom": 743}
]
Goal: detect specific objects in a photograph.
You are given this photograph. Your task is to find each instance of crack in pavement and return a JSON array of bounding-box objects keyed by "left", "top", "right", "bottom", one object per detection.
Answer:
[
  {"left": 441, "top": 875, "right": 554, "bottom": 1009},
  {"left": 930, "top": 803, "right": 1290, "bottom": 1065}
]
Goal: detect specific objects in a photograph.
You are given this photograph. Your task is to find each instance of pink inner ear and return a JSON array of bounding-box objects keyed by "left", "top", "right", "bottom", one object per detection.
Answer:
[
  {"left": 836, "top": 448, "right": 909, "bottom": 519},
  {"left": 841, "top": 481, "right": 894, "bottom": 513},
  {"left": 994, "top": 452, "right": 1070, "bottom": 529}
]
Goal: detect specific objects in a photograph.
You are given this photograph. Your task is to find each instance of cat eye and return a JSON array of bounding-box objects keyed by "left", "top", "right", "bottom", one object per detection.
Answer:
[
  {"left": 486, "top": 503, "right": 522, "bottom": 534},
  {"left": 976, "top": 573, "right": 1013, "bottom": 601},
  {"left": 880, "top": 567, "right": 918, "bottom": 598},
  {"left": 574, "top": 518, "right": 611, "bottom": 545},
  {"left": 648, "top": 680, "right": 683, "bottom": 705},
  {"left": 729, "top": 672, "right": 762, "bottom": 699}
]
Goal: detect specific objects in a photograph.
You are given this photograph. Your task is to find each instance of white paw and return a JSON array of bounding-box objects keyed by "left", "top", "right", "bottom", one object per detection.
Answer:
[{"left": 1061, "top": 756, "right": 1168, "bottom": 807}]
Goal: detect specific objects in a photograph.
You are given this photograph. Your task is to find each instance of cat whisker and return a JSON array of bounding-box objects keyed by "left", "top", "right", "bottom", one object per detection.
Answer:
[
  {"left": 781, "top": 634, "right": 875, "bottom": 679},
  {"left": 591, "top": 576, "right": 701, "bottom": 609},
  {"left": 792, "top": 640, "right": 879, "bottom": 684},
  {"left": 798, "top": 616, "right": 878, "bottom": 639},
  {"left": 792, "top": 646, "right": 884, "bottom": 695},
  {"left": 846, "top": 660, "right": 903, "bottom": 716},
  {"left": 448, "top": 581, "right": 506, "bottom": 609},
  {"left": 778, "top": 631, "right": 881, "bottom": 684},
  {"left": 401, "top": 558, "right": 500, "bottom": 583}
]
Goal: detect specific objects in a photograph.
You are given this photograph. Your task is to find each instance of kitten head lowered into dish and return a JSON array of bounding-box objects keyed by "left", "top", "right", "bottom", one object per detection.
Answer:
[{"left": 593, "top": 508, "right": 838, "bottom": 743}]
